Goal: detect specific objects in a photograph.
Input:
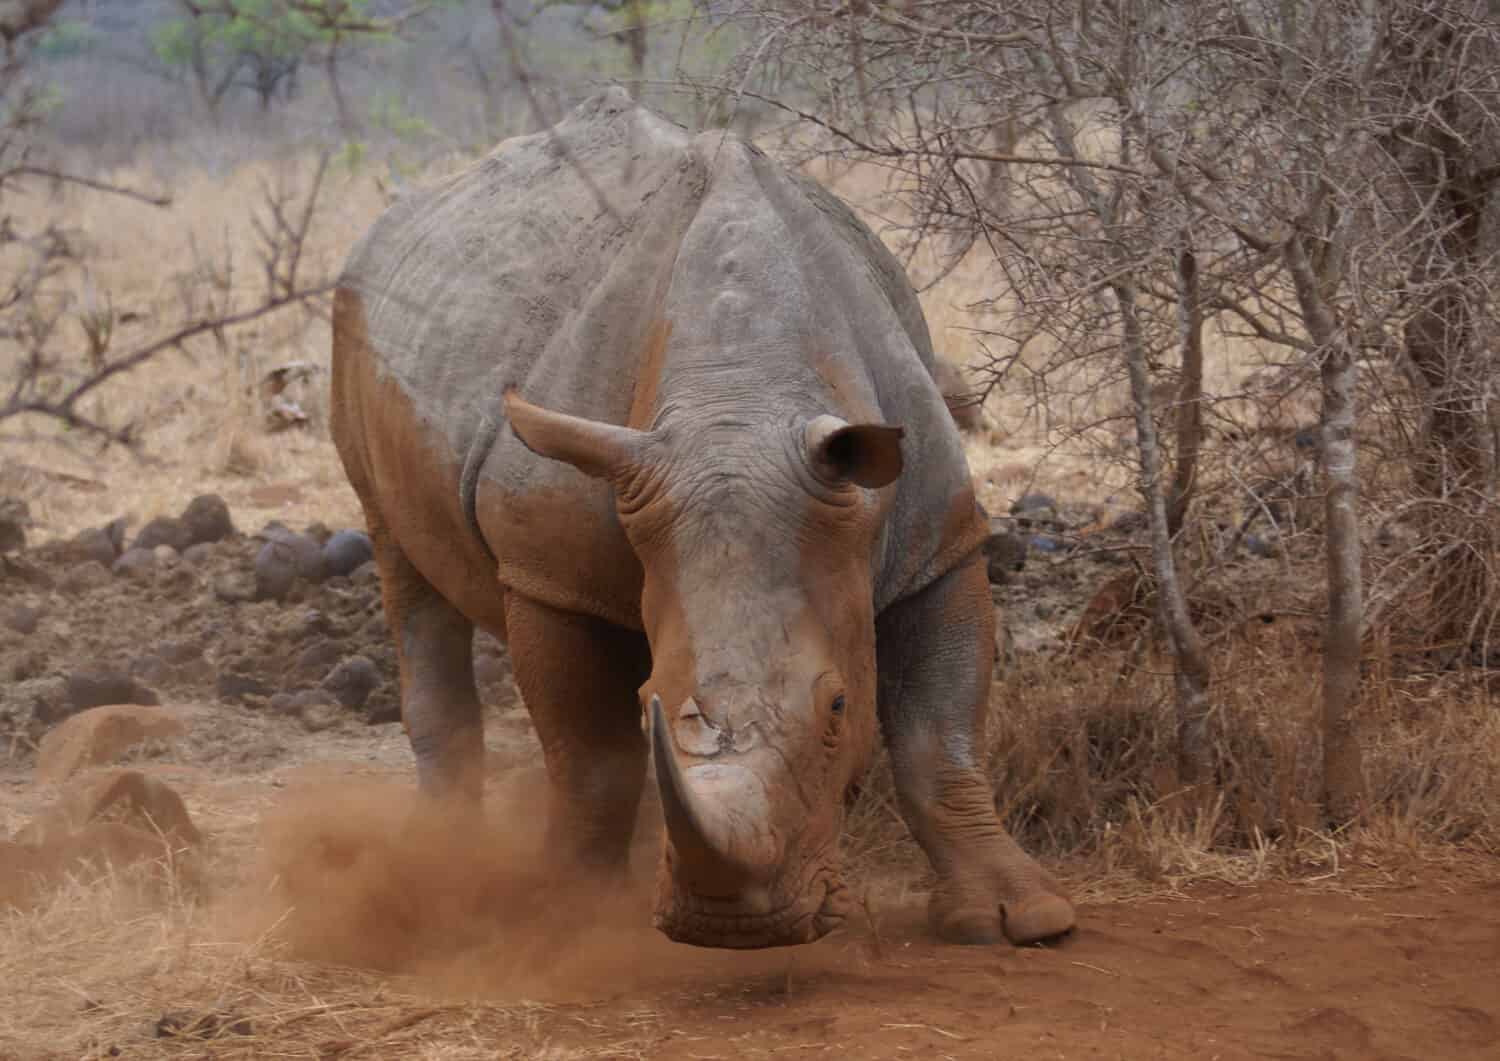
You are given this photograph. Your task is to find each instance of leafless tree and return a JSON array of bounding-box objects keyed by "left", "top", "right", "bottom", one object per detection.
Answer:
[
  {"left": 0, "top": 9, "right": 333, "bottom": 446},
  {"left": 710, "top": 0, "right": 1500, "bottom": 825}
]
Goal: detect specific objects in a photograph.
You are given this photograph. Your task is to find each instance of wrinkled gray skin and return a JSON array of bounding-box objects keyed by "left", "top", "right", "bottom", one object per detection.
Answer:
[{"left": 331, "top": 89, "right": 1075, "bottom": 950}]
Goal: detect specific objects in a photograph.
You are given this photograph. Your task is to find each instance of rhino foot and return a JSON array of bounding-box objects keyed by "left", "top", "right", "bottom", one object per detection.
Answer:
[{"left": 929, "top": 887, "right": 1076, "bottom": 946}]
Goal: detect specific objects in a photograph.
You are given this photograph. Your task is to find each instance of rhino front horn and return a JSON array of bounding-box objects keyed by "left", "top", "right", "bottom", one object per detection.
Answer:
[{"left": 649, "top": 695, "right": 778, "bottom": 896}]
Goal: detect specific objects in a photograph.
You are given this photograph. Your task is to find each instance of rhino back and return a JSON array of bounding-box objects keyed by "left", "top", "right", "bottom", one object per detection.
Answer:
[{"left": 337, "top": 89, "right": 710, "bottom": 627}]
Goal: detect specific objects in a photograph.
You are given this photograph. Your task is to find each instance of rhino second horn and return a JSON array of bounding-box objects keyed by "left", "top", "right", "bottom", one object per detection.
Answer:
[{"left": 650, "top": 694, "right": 775, "bottom": 896}]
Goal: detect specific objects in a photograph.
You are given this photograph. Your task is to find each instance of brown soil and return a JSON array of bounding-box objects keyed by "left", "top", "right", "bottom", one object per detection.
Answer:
[{"left": 2, "top": 516, "right": 1498, "bottom": 1060}]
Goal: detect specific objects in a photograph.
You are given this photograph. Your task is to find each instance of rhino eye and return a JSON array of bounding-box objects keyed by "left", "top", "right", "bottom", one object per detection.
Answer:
[{"left": 830, "top": 694, "right": 846, "bottom": 716}]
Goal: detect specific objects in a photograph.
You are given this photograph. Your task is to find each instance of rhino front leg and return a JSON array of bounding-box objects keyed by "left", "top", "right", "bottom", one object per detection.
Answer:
[
  {"left": 876, "top": 554, "right": 1076, "bottom": 945},
  {"left": 503, "top": 593, "right": 651, "bottom": 872}
]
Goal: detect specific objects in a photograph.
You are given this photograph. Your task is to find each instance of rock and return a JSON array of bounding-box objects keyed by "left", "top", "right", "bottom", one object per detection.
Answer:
[
  {"left": 982, "top": 530, "right": 1028, "bottom": 585},
  {"left": 133, "top": 516, "right": 190, "bottom": 553},
  {"left": 35, "top": 704, "right": 189, "bottom": 784},
  {"left": 1009, "top": 493, "right": 1059, "bottom": 526},
  {"left": 290, "top": 639, "right": 345, "bottom": 684},
  {"left": 1293, "top": 425, "right": 1320, "bottom": 454},
  {"left": 303, "top": 521, "right": 333, "bottom": 545},
  {"left": 66, "top": 666, "right": 159, "bottom": 714},
  {"left": 267, "top": 692, "right": 298, "bottom": 716},
  {"left": 324, "top": 655, "right": 381, "bottom": 711},
  {"left": 152, "top": 545, "right": 179, "bottom": 567},
  {"left": 217, "top": 668, "right": 273, "bottom": 703},
  {"left": 253, "top": 541, "right": 298, "bottom": 601},
  {"left": 350, "top": 560, "right": 380, "bottom": 588},
  {"left": 71, "top": 526, "right": 119, "bottom": 566},
  {"left": 181, "top": 542, "right": 216, "bottom": 565},
  {"left": 1109, "top": 510, "right": 1149, "bottom": 534},
  {"left": 259, "top": 523, "right": 326, "bottom": 583},
  {"left": 1029, "top": 535, "right": 1064, "bottom": 554},
  {"left": 180, "top": 494, "right": 234, "bottom": 545},
  {"left": 19, "top": 768, "right": 200, "bottom": 847},
  {"left": 112, "top": 548, "right": 157, "bottom": 579},
  {"left": 4, "top": 603, "right": 41, "bottom": 635},
  {"left": 322, "top": 529, "right": 373, "bottom": 577},
  {"left": 61, "top": 561, "right": 111, "bottom": 594}
]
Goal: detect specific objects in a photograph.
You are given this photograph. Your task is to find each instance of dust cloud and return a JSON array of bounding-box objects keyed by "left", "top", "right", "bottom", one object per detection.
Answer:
[{"left": 228, "top": 771, "right": 812, "bottom": 1002}]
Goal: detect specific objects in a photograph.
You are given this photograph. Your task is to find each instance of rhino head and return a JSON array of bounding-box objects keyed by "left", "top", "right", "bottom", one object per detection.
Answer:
[{"left": 505, "top": 389, "right": 903, "bottom": 948}]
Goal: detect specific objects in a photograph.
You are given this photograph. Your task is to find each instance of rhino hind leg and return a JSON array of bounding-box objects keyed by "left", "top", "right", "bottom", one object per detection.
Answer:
[
  {"left": 502, "top": 593, "right": 651, "bottom": 873},
  {"left": 875, "top": 555, "right": 1076, "bottom": 946},
  {"left": 369, "top": 523, "right": 485, "bottom": 803}
]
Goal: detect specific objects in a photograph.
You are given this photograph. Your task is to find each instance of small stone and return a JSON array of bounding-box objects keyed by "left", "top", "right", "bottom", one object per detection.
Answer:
[
  {"left": 112, "top": 548, "right": 156, "bottom": 579},
  {"left": 71, "top": 527, "right": 119, "bottom": 566},
  {"left": 982, "top": 530, "right": 1028, "bottom": 585},
  {"left": 217, "top": 669, "right": 273, "bottom": 703},
  {"left": 1029, "top": 535, "right": 1063, "bottom": 554},
  {"left": 303, "top": 521, "right": 333, "bottom": 545},
  {"left": 267, "top": 692, "right": 298, "bottom": 716},
  {"left": 180, "top": 494, "right": 234, "bottom": 545},
  {"left": 259, "top": 524, "right": 326, "bottom": 583},
  {"left": 253, "top": 541, "right": 298, "bottom": 601},
  {"left": 4, "top": 604, "right": 41, "bottom": 636},
  {"left": 322, "top": 530, "right": 373, "bottom": 578},
  {"left": 133, "top": 516, "right": 190, "bottom": 553},
  {"left": 349, "top": 561, "right": 380, "bottom": 588},
  {"left": 152, "top": 545, "right": 179, "bottom": 567},
  {"left": 323, "top": 655, "right": 380, "bottom": 711},
  {"left": 65, "top": 666, "right": 159, "bottom": 714},
  {"left": 61, "top": 562, "right": 111, "bottom": 594},
  {"left": 1110, "top": 510, "right": 1149, "bottom": 534},
  {"left": 1010, "top": 492, "right": 1057, "bottom": 515},
  {"left": 1035, "top": 601, "right": 1055, "bottom": 620},
  {"left": 181, "top": 542, "right": 215, "bottom": 566}
]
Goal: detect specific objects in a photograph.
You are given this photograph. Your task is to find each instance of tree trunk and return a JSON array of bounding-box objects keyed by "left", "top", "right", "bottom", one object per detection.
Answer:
[
  {"left": 1167, "top": 243, "right": 1204, "bottom": 538},
  {"left": 1115, "top": 276, "right": 1214, "bottom": 788},
  {"left": 1286, "top": 232, "right": 1365, "bottom": 824}
]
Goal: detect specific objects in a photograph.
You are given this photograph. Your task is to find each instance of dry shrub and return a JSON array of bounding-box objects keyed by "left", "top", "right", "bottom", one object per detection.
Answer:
[{"left": 843, "top": 610, "right": 1500, "bottom": 895}]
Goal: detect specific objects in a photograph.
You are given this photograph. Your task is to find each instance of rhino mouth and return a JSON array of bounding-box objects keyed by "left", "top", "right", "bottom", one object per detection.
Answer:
[{"left": 653, "top": 869, "right": 852, "bottom": 949}]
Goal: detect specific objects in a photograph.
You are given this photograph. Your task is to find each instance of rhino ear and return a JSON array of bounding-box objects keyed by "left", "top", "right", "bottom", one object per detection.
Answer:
[
  {"left": 805, "top": 415, "right": 905, "bottom": 490},
  {"left": 504, "top": 388, "right": 650, "bottom": 481}
]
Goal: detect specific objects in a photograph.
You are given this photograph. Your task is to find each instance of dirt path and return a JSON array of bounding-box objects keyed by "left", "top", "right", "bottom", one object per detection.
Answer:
[
  {"left": 3, "top": 741, "right": 1500, "bottom": 1059},
  {"left": 483, "top": 869, "right": 1500, "bottom": 1061}
]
